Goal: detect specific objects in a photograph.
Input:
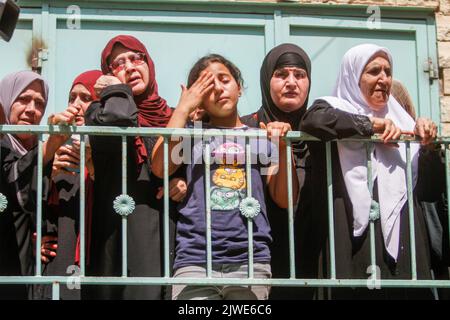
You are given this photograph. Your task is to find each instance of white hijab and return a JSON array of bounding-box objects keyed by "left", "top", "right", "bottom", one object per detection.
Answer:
[{"left": 319, "top": 44, "right": 419, "bottom": 260}]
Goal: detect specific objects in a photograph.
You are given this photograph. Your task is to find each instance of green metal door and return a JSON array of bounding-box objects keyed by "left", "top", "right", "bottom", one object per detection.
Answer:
[{"left": 1, "top": 2, "right": 440, "bottom": 125}]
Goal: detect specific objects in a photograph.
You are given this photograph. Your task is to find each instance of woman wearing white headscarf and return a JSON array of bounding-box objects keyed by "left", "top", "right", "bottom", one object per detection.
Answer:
[
  {"left": 300, "top": 44, "right": 437, "bottom": 299},
  {"left": 0, "top": 71, "right": 77, "bottom": 299}
]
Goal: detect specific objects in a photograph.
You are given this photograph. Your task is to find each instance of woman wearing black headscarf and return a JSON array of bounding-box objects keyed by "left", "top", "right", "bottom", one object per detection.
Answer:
[{"left": 242, "top": 43, "right": 315, "bottom": 299}]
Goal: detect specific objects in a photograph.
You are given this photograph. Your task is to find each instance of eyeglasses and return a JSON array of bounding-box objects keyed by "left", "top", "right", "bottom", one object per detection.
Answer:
[{"left": 109, "top": 52, "right": 146, "bottom": 72}]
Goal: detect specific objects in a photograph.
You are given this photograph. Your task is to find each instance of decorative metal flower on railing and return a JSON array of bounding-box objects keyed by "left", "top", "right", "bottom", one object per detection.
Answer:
[
  {"left": 239, "top": 196, "right": 261, "bottom": 219},
  {"left": 0, "top": 193, "right": 7, "bottom": 213},
  {"left": 369, "top": 200, "right": 380, "bottom": 221},
  {"left": 113, "top": 194, "right": 136, "bottom": 217}
]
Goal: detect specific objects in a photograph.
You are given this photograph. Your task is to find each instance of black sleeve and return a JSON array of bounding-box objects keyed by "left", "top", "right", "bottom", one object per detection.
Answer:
[
  {"left": 300, "top": 99, "right": 374, "bottom": 141},
  {"left": 241, "top": 113, "right": 259, "bottom": 128},
  {"left": 85, "top": 84, "right": 138, "bottom": 127},
  {"left": 84, "top": 84, "right": 138, "bottom": 155},
  {"left": 1, "top": 143, "right": 53, "bottom": 224}
]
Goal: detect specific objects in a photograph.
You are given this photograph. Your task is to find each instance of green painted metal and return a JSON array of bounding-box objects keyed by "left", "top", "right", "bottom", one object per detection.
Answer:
[
  {"left": 2, "top": 275, "right": 450, "bottom": 288},
  {"left": 245, "top": 137, "right": 254, "bottom": 279},
  {"left": 121, "top": 136, "right": 128, "bottom": 277},
  {"left": 406, "top": 141, "right": 418, "bottom": 280},
  {"left": 36, "top": 135, "right": 43, "bottom": 276},
  {"left": 52, "top": 282, "right": 60, "bottom": 300},
  {"left": 366, "top": 143, "right": 377, "bottom": 284},
  {"left": 17, "top": 1, "right": 437, "bottom": 16},
  {"left": 204, "top": 139, "right": 212, "bottom": 278},
  {"left": 1, "top": 126, "right": 450, "bottom": 290},
  {"left": 163, "top": 137, "right": 170, "bottom": 278},
  {"left": 286, "top": 139, "right": 296, "bottom": 279},
  {"left": 79, "top": 135, "right": 86, "bottom": 276},
  {"left": 325, "top": 142, "right": 336, "bottom": 280},
  {"left": 2, "top": 2, "right": 439, "bottom": 123}
]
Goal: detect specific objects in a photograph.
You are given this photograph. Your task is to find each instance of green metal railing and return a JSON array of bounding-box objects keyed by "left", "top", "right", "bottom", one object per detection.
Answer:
[{"left": 0, "top": 124, "right": 449, "bottom": 300}]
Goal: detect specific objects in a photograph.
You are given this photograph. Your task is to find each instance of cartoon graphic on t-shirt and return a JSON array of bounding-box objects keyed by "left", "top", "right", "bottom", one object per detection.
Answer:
[{"left": 210, "top": 143, "right": 247, "bottom": 211}]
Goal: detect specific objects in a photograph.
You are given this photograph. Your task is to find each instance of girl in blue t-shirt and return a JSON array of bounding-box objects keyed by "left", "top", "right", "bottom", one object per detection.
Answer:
[{"left": 152, "top": 54, "right": 298, "bottom": 300}]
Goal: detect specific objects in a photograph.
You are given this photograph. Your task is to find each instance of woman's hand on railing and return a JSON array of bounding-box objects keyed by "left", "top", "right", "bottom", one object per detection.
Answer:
[
  {"left": 369, "top": 117, "right": 402, "bottom": 145},
  {"left": 51, "top": 144, "right": 80, "bottom": 178},
  {"left": 413, "top": 118, "right": 438, "bottom": 146},
  {"left": 94, "top": 75, "right": 122, "bottom": 97},
  {"left": 259, "top": 121, "right": 292, "bottom": 147},
  {"left": 45, "top": 105, "right": 83, "bottom": 163},
  {"left": 156, "top": 177, "right": 188, "bottom": 202},
  {"left": 32, "top": 233, "right": 57, "bottom": 264}
]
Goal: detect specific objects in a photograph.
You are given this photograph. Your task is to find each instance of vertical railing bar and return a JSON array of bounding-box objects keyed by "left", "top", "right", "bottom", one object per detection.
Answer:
[
  {"left": 163, "top": 136, "right": 170, "bottom": 278},
  {"left": 406, "top": 141, "right": 417, "bottom": 280},
  {"left": 79, "top": 134, "right": 86, "bottom": 276},
  {"left": 52, "top": 282, "right": 60, "bottom": 300},
  {"left": 325, "top": 142, "right": 336, "bottom": 280},
  {"left": 36, "top": 134, "right": 43, "bottom": 276},
  {"left": 204, "top": 139, "right": 212, "bottom": 278},
  {"left": 446, "top": 143, "right": 450, "bottom": 256},
  {"left": 366, "top": 143, "right": 377, "bottom": 280},
  {"left": 121, "top": 136, "right": 127, "bottom": 278},
  {"left": 286, "top": 138, "right": 296, "bottom": 279},
  {"left": 245, "top": 136, "right": 254, "bottom": 279}
]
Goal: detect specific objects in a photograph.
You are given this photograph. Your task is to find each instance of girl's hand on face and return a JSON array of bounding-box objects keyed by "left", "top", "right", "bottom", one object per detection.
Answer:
[
  {"left": 260, "top": 121, "right": 292, "bottom": 146},
  {"left": 412, "top": 118, "right": 438, "bottom": 146},
  {"left": 156, "top": 177, "right": 188, "bottom": 202},
  {"left": 94, "top": 75, "right": 122, "bottom": 97},
  {"left": 177, "top": 71, "right": 215, "bottom": 115}
]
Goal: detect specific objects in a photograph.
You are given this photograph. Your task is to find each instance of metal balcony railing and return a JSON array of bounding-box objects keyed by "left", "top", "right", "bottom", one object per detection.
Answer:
[{"left": 0, "top": 125, "right": 449, "bottom": 300}]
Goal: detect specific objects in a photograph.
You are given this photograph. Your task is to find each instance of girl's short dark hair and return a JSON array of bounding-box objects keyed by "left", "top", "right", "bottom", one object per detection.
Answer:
[{"left": 187, "top": 54, "right": 244, "bottom": 89}]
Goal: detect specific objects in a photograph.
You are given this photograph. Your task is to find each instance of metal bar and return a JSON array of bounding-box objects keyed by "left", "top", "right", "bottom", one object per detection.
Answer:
[
  {"left": 79, "top": 135, "right": 86, "bottom": 276},
  {"left": 245, "top": 137, "right": 254, "bottom": 279},
  {"left": 1, "top": 125, "right": 442, "bottom": 143},
  {"left": 366, "top": 143, "right": 377, "bottom": 282},
  {"left": 163, "top": 137, "right": 170, "bottom": 278},
  {"left": 286, "top": 139, "right": 296, "bottom": 279},
  {"left": 1, "top": 276, "right": 450, "bottom": 288},
  {"left": 325, "top": 142, "right": 336, "bottom": 280},
  {"left": 0, "top": 125, "right": 320, "bottom": 140},
  {"left": 204, "top": 139, "right": 212, "bottom": 278},
  {"left": 446, "top": 144, "right": 450, "bottom": 259},
  {"left": 52, "top": 282, "right": 60, "bottom": 300},
  {"left": 121, "top": 136, "right": 127, "bottom": 278},
  {"left": 36, "top": 134, "right": 43, "bottom": 276},
  {"left": 406, "top": 141, "right": 417, "bottom": 280}
]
